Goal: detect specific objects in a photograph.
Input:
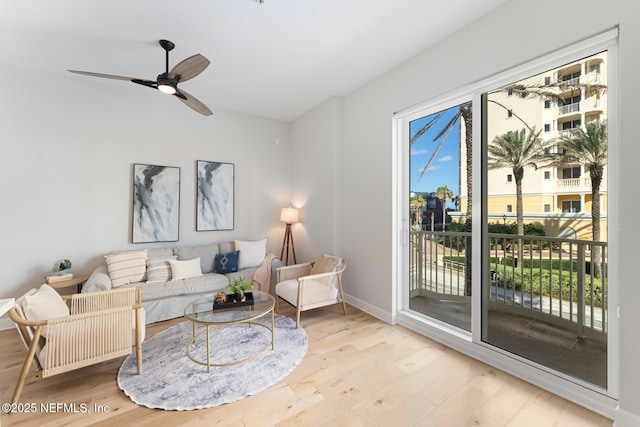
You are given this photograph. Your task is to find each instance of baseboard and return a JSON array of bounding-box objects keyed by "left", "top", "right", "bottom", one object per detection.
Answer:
[
  {"left": 343, "top": 293, "right": 394, "bottom": 324},
  {"left": 614, "top": 405, "right": 640, "bottom": 427}
]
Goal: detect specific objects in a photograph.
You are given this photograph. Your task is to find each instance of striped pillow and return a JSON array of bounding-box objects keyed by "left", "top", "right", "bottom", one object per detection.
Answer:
[
  {"left": 146, "top": 256, "right": 176, "bottom": 282},
  {"left": 105, "top": 250, "right": 148, "bottom": 287}
]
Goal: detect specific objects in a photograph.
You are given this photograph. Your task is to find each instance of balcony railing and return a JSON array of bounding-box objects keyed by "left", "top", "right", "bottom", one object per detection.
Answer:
[
  {"left": 559, "top": 101, "right": 580, "bottom": 115},
  {"left": 556, "top": 177, "right": 592, "bottom": 188},
  {"left": 409, "top": 231, "right": 607, "bottom": 340},
  {"left": 561, "top": 76, "right": 581, "bottom": 86}
]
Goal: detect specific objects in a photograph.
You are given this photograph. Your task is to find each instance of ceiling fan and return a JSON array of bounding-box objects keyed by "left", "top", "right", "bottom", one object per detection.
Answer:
[{"left": 68, "top": 39, "right": 213, "bottom": 116}]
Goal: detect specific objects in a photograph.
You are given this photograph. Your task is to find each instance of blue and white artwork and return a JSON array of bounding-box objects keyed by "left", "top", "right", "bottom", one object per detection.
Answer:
[
  {"left": 132, "top": 164, "right": 180, "bottom": 243},
  {"left": 197, "top": 161, "right": 234, "bottom": 231}
]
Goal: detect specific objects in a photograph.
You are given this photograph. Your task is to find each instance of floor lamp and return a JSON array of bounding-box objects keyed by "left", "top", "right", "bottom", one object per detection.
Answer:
[{"left": 280, "top": 207, "right": 299, "bottom": 265}]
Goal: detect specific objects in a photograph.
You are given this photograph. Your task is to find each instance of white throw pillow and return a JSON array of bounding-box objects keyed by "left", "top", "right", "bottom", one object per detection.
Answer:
[
  {"left": 169, "top": 258, "right": 203, "bottom": 280},
  {"left": 235, "top": 238, "right": 267, "bottom": 269},
  {"left": 105, "top": 249, "right": 148, "bottom": 287},
  {"left": 146, "top": 256, "right": 176, "bottom": 282},
  {"left": 22, "top": 284, "right": 70, "bottom": 337}
]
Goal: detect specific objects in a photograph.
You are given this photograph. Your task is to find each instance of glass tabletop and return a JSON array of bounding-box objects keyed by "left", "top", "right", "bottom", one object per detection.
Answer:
[{"left": 184, "top": 290, "right": 275, "bottom": 325}]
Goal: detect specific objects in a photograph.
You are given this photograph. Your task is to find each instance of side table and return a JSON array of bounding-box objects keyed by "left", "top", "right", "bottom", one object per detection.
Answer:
[{"left": 47, "top": 276, "right": 89, "bottom": 293}]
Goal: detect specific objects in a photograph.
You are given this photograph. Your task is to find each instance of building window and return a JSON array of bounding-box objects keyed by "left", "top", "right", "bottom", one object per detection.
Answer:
[
  {"left": 562, "top": 119, "right": 582, "bottom": 130},
  {"left": 544, "top": 171, "right": 550, "bottom": 179},
  {"left": 544, "top": 204, "right": 551, "bottom": 212},
  {"left": 506, "top": 205, "right": 513, "bottom": 213},
  {"left": 544, "top": 100, "right": 551, "bottom": 109},
  {"left": 507, "top": 174, "right": 512, "bottom": 182},
  {"left": 562, "top": 166, "right": 581, "bottom": 179},
  {"left": 544, "top": 123, "right": 550, "bottom": 132},
  {"left": 544, "top": 76, "right": 551, "bottom": 85},
  {"left": 507, "top": 110, "right": 513, "bottom": 118},
  {"left": 561, "top": 200, "right": 581, "bottom": 213}
]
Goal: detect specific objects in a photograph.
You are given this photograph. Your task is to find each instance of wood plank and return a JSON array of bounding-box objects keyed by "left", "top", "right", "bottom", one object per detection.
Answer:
[{"left": 0, "top": 305, "right": 612, "bottom": 426}]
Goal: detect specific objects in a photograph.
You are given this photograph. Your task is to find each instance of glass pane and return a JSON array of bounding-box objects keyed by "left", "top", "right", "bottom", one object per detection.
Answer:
[
  {"left": 483, "top": 51, "right": 608, "bottom": 389},
  {"left": 408, "top": 102, "right": 472, "bottom": 332}
]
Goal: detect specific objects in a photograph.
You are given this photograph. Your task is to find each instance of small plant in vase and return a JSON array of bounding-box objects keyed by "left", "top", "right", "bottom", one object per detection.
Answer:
[{"left": 226, "top": 277, "right": 253, "bottom": 302}]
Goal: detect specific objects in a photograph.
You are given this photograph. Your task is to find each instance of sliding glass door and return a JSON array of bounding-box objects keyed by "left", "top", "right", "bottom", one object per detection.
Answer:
[
  {"left": 405, "top": 100, "right": 473, "bottom": 332},
  {"left": 482, "top": 51, "right": 609, "bottom": 389},
  {"left": 397, "top": 31, "right": 617, "bottom": 398}
]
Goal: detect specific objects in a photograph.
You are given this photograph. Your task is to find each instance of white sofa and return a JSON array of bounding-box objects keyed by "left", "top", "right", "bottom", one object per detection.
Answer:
[{"left": 82, "top": 240, "right": 282, "bottom": 324}]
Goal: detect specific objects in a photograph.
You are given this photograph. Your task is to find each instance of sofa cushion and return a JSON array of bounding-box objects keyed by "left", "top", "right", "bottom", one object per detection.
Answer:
[
  {"left": 105, "top": 249, "right": 148, "bottom": 287},
  {"left": 183, "top": 273, "right": 229, "bottom": 295},
  {"left": 218, "top": 241, "right": 235, "bottom": 254},
  {"left": 22, "top": 284, "right": 70, "bottom": 337},
  {"left": 224, "top": 268, "right": 257, "bottom": 284},
  {"left": 169, "top": 258, "right": 203, "bottom": 280},
  {"left": 147, "top": 247, "right": 174, "bottom": 259},
  {"left": 214, "top": 251, "right": 239, "bottom": 274},
  {"left": 174, "top": 244, "right": 219, "bottom": 274},
  {"left": 235, "top": 238, "right": 267, "bottom": 269},
  {"left": 146, "top": 256, "right": 176, "bottom": 282}
]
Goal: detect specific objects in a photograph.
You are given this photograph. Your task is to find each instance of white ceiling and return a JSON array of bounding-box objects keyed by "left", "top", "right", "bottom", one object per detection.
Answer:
[{"left": 2, "top": 0, "right": 508, "bottom": 121}]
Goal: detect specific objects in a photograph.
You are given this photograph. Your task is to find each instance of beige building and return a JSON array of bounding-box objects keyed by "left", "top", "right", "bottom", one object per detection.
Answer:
[{"left": 460, "top": 52, "right": 608, "bottom": 241}]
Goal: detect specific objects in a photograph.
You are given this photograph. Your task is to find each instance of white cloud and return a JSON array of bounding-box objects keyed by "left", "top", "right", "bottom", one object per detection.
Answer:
[
  {"left": 438, "top": 155, "right": 453, "bottom": 162},
  {"left": 421, "top": 164, "right": 440, "bottom": 173},
  {"left": 411, "top": 148, "right": 429, "bottom": 156}
]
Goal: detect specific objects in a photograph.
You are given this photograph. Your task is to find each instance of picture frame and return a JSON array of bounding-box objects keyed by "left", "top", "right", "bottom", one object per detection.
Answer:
[
  {"left": 132, "top": 163, "right": 180, "bottom": 243},
  {"left": 196, "top": 160, "right": 234, "bottom": 231}
]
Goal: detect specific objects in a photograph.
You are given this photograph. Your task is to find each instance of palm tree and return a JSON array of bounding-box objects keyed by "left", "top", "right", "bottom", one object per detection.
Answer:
[
  {"left": 488, "top": 128, "right": 551, "bottom": 261},
  {"left": 410, "top": 193, "right": 427, "bottom": 229},
  {"left": 551, "top": 120, "right": 607, "bottom": 277},
  {"left": 436, "top": 186, "right": 453, "bottom": 231}
]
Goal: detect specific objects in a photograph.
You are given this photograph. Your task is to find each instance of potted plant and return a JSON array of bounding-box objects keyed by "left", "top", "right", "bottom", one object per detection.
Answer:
[{"left": 226, "top": 277, "right": 253, "bottom": 302}]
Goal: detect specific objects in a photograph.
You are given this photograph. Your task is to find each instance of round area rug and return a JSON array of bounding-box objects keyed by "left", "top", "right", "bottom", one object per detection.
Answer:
[{"left": 117, "top": 314, "right": 307, "bottom": 410}]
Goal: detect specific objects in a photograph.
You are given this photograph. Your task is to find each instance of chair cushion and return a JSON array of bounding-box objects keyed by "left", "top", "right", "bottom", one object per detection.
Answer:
[
  {"left": 235, "top": 238, "right": 267, "bottom": 269},
  {"left": 105, "top": 250, "right": 148, "bottom": 287},
  {"left": 146, "top": 256, "right": 176, "bottom": 282},
  {"left": 310, "top": 256, "right": 341, "bottom": 275},
  {"left": 22, "top": 284, "right": 70, "bottom": 337},
  {"left": 214, "top": 251, "right": 240, "bottom": 274},
  {"left": 275, "top": 279, "right": 299, "bottom": 306},
  {"left": 169, "top": 258, "right": 203, "bottom": 280}
]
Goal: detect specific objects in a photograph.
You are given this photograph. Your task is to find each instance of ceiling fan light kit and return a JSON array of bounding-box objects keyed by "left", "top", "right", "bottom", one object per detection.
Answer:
[{"left": 68, "top": 39, "right": 213, "bottom": 116}]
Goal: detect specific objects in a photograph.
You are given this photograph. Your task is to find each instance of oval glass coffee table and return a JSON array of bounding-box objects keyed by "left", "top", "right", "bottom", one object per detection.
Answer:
[{"left": 184, "top": 290, "right": 275, "bottom": 372}]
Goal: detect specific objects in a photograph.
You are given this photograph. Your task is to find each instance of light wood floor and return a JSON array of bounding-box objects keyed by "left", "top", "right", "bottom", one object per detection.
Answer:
[{"left": 0, "top": 304, "right": 612, "bottom": 427}]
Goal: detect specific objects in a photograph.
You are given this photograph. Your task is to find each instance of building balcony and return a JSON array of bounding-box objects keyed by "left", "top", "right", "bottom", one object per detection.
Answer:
[
  {"left": 557, "top": 177, "right": 591, "bottom": 189},
  {"left": 558, "top": 101, "right": 580, "bottom": 116}
]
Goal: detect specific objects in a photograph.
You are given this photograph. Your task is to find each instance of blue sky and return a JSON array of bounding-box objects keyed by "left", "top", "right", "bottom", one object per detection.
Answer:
[{"left": 409, "top": 106, "right": 461, "bottom": 201}]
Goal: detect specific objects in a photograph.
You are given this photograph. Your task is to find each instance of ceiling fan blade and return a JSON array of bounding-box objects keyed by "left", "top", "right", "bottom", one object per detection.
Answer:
[
  {"left": 175, "top": 89, "right": 213, "bottom": 116},
  {"left": 168, "top": 54, "right": 210, "bottom": 82},
  {"left": 68, "top": 70, "right": 141, "bottom": 81}
]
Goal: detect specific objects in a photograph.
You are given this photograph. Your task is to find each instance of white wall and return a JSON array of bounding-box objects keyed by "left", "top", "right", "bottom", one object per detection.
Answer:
[
  {"left": 289, "top": 97, "right": 340, "bottom": 262},
  {"left": 0, "top": 64, "right": 291, "bottom": 306},
  {"left": 291, "top": 0, "right": 640, "bottom": 424}
]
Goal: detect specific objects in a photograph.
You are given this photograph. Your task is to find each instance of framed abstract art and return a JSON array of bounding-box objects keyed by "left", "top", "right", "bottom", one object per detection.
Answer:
[
  {"left": 196, "top": 160, "right": 234, "bottom": 231},
  {"left": 132, "top": 163, "right": 180, "bottom": 243}
]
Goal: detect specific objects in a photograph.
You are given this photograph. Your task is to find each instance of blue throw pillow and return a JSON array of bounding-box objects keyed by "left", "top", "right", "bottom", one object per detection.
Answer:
[{"left": 215, "top": 251, "right": 240, "bottom": 274}]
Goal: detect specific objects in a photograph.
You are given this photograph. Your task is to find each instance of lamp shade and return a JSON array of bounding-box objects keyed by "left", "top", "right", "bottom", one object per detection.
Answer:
[{"left": 280, "top": 207, "right": 299, "bottom": 223}]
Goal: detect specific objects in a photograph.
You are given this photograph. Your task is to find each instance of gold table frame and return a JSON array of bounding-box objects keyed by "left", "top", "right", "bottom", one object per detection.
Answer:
[{"left": 184, "top": 291, "right": 275, "bottom": 372}]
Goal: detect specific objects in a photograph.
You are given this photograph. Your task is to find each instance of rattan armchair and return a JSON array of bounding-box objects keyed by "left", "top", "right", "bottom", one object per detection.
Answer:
[
  {"left": 275, "top": 255, "right": 347, "bottom": 327},
  {"left": 8, "top": 286, "right": 144, "bottom": 404}
]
